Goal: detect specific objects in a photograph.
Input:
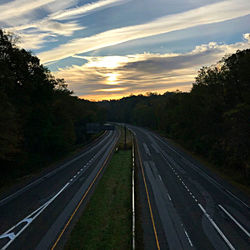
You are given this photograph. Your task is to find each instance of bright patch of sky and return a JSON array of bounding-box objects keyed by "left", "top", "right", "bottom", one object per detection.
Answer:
[{"left": 1, "top": 0, "right": 249, "bottom": 100}]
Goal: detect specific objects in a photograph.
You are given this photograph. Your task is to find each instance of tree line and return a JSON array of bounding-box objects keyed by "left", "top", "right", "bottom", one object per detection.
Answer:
[
  {"left": 0, "top": 30, "right": 105, "bottom": 184},
  {"left": 1, "top": 28, "right": 249, "bottom": 185},
  {"left": 102, "top": 49, "right": 250, "bottom": 182}
]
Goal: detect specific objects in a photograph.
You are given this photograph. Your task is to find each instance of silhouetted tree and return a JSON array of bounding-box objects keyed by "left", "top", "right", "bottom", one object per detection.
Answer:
[{"left": 0, "top": 30, "right": 106, "bottom": 183}]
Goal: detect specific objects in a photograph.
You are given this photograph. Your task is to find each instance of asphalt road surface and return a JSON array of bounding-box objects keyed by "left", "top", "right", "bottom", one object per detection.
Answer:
[
  {"left": 129, "top": 125, "right": 249, "bottom": 250},
  {"left": 0, "top": 129, "right": 119, "bottom": 250}
]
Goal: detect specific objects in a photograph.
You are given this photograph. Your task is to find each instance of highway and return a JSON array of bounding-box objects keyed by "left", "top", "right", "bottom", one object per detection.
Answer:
[
  {"left": 129, "top": 125, "right": 250, "bottom": 250},
  {"left": 0, "top": 129, "right": 119, "bottom": 250}
]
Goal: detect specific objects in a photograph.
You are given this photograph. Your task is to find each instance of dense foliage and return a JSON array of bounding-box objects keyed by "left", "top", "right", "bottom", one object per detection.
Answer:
[
  {"left": 0, "top": 30, "right": 105, "bottom": 183},
  {"left": 102, "top": 49, "right": 250, "bottom": 181}
]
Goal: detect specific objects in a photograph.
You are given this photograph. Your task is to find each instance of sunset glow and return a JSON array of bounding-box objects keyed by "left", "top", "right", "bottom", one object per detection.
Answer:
[
  {"left": 106, "top": 73, "right": 120, "bottom": 85},
  {"left": 95, "top": 87, "right": 126, "bottom": 92},
  {"left": 2, "top": 0, "right": 249, "bottom": 100}
]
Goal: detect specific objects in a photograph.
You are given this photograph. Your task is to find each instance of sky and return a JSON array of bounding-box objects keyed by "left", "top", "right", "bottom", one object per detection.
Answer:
[{"left": 1, "top": 0, "right": 250, "bottom": 101}]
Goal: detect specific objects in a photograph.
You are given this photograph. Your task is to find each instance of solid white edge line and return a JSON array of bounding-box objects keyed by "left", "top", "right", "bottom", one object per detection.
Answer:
[
  {"left": 218, "top": 204, "right": 250, "bottom": 237},
  {"left": 0, "top": 132, "right": 112, "bottom": 206},
  {"left": 0, "top": 182, "right": 70, "bottom": 250},
  {"left": 132, "top": 137, "right": 136, "bottom": 250},
  {"left": 153, "top": 134, "right": 249, "bottom": 209},
  {"left": 0, "top": 131, "right": 117, "bottom": 249},
  {"left": 184, "top": 229, "right": 193, "bottom": 247},
  {"left": 198, "top": 204, "right": 235, "bottom": 250},
  {"left": 158, "top": 175, "right": 162, "bottom": 182},
  {"left": 167, "top": 194, "right": 172, "bottom": 201}
]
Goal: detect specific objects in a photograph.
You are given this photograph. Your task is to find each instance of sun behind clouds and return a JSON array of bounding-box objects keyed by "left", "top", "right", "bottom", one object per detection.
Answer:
[{"left": 106, "top": 73, "right": 120, "bottom": 85}]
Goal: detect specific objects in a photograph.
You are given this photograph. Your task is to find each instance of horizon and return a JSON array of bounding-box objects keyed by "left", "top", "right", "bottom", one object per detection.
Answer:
[
  {"left": 1, "top": 0, "right": 250, "bottom": 101},
  {"left": 80, "top": 88, "right": 188, "bottom": 102}
]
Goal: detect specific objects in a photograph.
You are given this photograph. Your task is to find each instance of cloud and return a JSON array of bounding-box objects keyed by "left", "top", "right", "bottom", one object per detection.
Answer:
[
  {"left": 120, "top": 38, "right": 250, "bottom": 74},
  {"left": 12, "top": 20, "right": 84, "bottom": 36},
  {"left": 243, "top": 33, "right": 250, "bottom": 41},
  {"left": 44, "top": 0, "right": 78, "bottom": 13},
  {"left": 17, "top": 32, "right": 55, "bottom": 50},
  {"left": 53, "top": 36, "right": 250, "bottom": 100},
  {"left": 39, "top": 0, "right": 250, "bottom": 63},
  {"left": 0, "top": 0, "right": 79, "bottom": 26},
  {"left": 50, "top": 0, "right": 129, "bottom": 20},
  {"left": 7, "top": 20, "right": 84, "bottom": 49},
  {"left": 3, "top": 0, "right": 128, "bottom": 52},
  {"left": 3, "top": 1, "right": 83, "bottom": 49},
  {"left": 0, "top": 0, "right": 57, "bottom": 23},
  {"left": 37, "top": 20, "right": 83, "bottom": 36}
]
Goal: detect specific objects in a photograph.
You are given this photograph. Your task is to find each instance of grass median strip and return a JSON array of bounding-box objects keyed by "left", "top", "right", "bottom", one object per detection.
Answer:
[{"left": 65, "top": 133, "right": 132, "bottom": 250}]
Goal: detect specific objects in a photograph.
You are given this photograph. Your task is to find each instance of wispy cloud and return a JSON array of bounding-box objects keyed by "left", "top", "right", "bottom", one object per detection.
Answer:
[
  {"left": 0, "top": 0, "right": 57, "bottom": 23},
  {"left": 39, "top": 0, "right": 250, "bottom": 63},
  {"left": 3, "top": 0, "right": 129, "bottom": 51},
  {"left": 1, "top": 0, "right": 81, "bottom": 49},
  {"left": 17, "top": 32, "right": 56, "bottom": 50},
  {"left": 7, "top": 20, "right": 83, "bottom": 50},
  {"left": 50, "top": 0, "right": 129, "bottom": 20},
  {"left": 11, "top": 20, "right": 84, "bottom": 36},
  {"left": 54, "top": 35, "right": 250, "bottom": 100}
]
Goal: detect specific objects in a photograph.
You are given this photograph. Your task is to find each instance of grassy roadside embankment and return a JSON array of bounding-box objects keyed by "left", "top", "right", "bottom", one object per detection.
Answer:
[{"left": 65, "top": 126, "right": 132, "bottom": 250}]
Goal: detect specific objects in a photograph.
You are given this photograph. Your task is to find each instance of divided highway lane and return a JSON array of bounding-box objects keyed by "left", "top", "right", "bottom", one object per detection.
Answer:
[
  {"left": 0, "top": 129, "right": 119, "bottom": 249},
  {"left": 129, "top": 125, "right": 249, "bottom": 250}
]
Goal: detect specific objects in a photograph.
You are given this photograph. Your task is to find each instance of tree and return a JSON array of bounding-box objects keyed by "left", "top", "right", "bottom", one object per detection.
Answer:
[{"left": 0, "top": 29, "right": 107, "bottom": 182}]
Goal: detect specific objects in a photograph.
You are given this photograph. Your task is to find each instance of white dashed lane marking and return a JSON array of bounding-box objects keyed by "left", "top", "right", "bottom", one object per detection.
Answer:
[{"left": 167, "top": 160, "right": 236, "bottom": 250}]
